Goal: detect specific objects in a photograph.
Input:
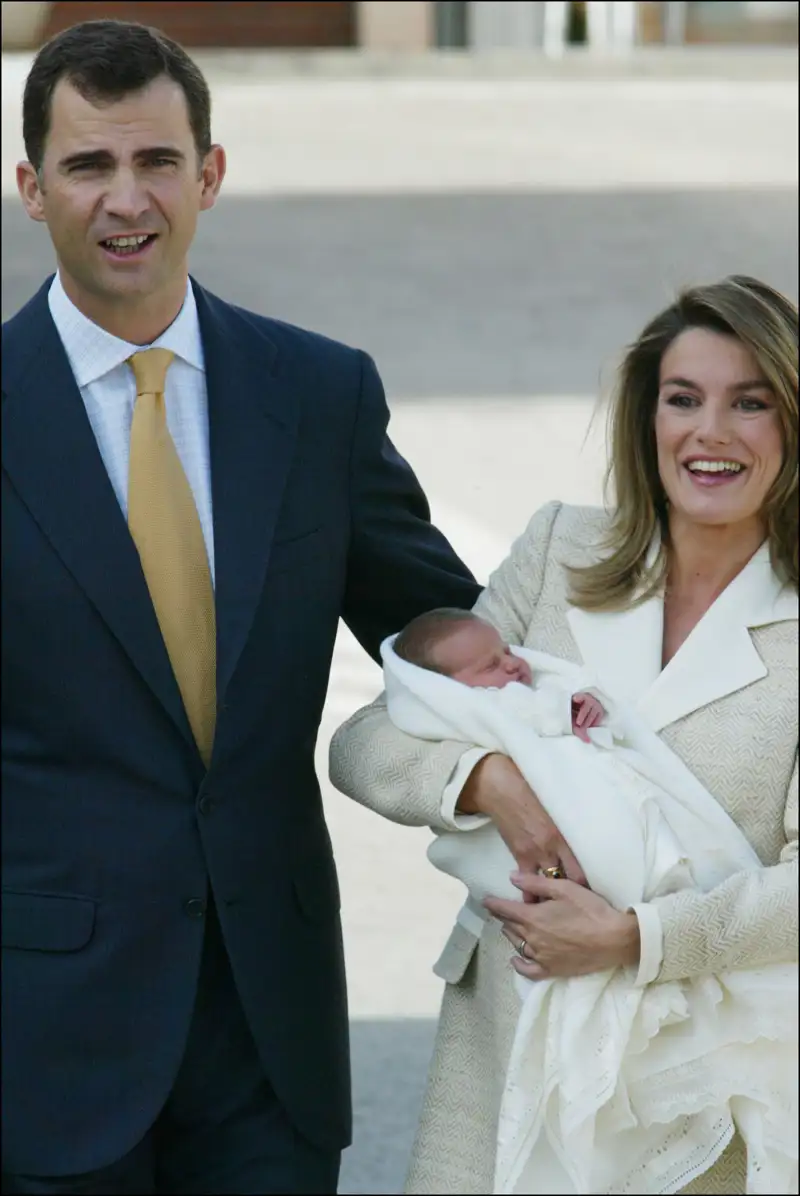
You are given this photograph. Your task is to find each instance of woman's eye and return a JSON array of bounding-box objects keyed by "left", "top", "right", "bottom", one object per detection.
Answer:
[
  {"left": 737, "top": 397, "right": 769, "bottom": 412},
  {"left": 665, "top": 393, "right": 697, "bottom": 408}
]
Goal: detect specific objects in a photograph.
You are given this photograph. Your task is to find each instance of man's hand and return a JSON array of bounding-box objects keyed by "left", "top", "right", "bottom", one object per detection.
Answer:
[
  {"left": 457, "top": 753, "right": 587, "bottom": 887},
  {"left": 571, "top": 692, "right": 605, "bottom": 743}
]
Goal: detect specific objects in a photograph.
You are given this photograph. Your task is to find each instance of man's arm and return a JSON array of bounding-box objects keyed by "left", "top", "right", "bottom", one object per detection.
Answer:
[
  {"left": 340, "top": 352, "right": 481, "bottom": 660},
  {"left": 331, "top": 481, "right": 586, "bottom": 881},
  {"left": 332, "top": 351, "right": 481, "bottom": 833}
]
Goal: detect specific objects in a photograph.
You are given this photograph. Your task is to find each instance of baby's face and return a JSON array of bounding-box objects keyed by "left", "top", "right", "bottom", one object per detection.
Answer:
[{"left": 434, "top": 621, "right": 532, "bottom": 689}]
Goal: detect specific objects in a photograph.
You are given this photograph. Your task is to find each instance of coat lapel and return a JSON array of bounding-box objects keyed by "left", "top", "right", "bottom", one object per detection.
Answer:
[
  {"left": 193, "top": 282, "right": 299, "bottom": 706},
  {"left": 566, "top": 542, "right": 798, "bottom": 733},
  {"left": 565, "top": 596, "right": 664, "bottom": 709},
  {"left": 638, "top": 545, "right": 797, "bottom": 732},
  {"left": 1, "top": 283, "right": 196, "bottom": 751}
]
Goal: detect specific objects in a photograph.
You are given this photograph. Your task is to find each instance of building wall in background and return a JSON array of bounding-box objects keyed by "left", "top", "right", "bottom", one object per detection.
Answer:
[
  {"left": 435, "top": 2, "right": 798, "bottom": 49},
  {"left": 2, "top": 0, "right": 797, "bottom": 51},
  {"left": 357, "top": 1, "right": 432, "bottom": 50},
  {"left": 37, "top": 2, "right": 356, "bottom": 49},
  {"left": 684, "top": 0, "right": 798, "bottom": 44}
]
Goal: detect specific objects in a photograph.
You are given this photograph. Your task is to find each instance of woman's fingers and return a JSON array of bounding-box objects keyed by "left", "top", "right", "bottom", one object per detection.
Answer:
[
  {"left": 501, "top": 927, "right": 550, "bottom": 979},
  {"left": 558, "top": 841, "right": 587, "bottom": 886},
  {"left": 485, "top": 895, "right": 533, "bottom": 923},
  {"left": 510, "top": 872, "right": 569, "bottom": 901},
  {"left": 511, "top": 955, "right": 549, "bottom": 980}
]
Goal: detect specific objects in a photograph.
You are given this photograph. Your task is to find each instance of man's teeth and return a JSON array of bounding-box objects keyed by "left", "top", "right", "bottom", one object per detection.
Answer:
[
  {"left": 687, "top": 461, "right": 743, "bottom": 474},
  {"left": 104, "top": 235, "right": 150, "bottom": 247}
]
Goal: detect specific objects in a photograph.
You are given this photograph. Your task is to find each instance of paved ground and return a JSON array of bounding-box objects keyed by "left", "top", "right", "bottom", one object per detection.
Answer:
[{"left": 2, "top": 57, "right": 797, "bottom": 1193}]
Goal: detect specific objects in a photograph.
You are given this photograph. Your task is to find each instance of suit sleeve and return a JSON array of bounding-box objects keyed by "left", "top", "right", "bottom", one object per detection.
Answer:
[
  {"left": 341, "top": 352, "right": 482, "bottom": 660},
  {"left": 330, "top": 497, "right": 564, "bottom": 832}
]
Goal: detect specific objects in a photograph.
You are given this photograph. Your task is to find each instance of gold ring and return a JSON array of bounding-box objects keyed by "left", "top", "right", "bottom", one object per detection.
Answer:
[{"left": 540, "top": 865, "right": 565, "bottom": 880}]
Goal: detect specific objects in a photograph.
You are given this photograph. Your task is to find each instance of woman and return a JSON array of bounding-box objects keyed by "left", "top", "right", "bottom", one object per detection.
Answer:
[{"left": 329, "top": 275, "right": 798, "bottom": 1194}]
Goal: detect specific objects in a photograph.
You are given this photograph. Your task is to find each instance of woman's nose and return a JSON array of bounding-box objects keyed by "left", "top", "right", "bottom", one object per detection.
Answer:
[{"left": 696, "top": 401, "right": 733, "bottom": 444}]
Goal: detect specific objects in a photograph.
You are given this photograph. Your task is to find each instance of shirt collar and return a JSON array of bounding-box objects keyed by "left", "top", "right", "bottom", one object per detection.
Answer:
[{"left": 48, "top": 272, "right": 205, "bottom": 389}]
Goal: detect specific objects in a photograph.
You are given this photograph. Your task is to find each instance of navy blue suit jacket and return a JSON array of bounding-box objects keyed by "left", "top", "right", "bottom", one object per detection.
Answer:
[{"left": 1, "top": 279, "right": 481, "bottom": 1176}]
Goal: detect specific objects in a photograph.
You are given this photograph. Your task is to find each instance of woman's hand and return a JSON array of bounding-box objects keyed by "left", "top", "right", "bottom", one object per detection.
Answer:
[
  {"left": 458, "top": 754, "right": 587, "bottom": 887},
  {"left": 483, "top": 871, "right": 640, "bottom": 980}
]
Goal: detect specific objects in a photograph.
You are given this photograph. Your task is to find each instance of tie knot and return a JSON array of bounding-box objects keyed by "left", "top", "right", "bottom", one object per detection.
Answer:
[{"left": 128, "top": 348, "right": 175, "bottom": 396}]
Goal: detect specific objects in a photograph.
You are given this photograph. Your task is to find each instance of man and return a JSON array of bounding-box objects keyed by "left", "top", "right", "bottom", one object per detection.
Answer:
[{"left": 1, "top": 19, "right": 483, "bottom": 1194}]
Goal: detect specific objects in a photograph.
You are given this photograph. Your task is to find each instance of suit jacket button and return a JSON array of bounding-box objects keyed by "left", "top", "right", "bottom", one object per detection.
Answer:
[
  {"left": 198, "top": 795, "right": 214, "bottom": 816},
  {"left": 184, "top": 898, "right": 206, "bottom": 920}
]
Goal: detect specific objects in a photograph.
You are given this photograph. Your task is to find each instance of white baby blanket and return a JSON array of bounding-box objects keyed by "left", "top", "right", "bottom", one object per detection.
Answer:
[{"left": 381, "top": 636, "right": 798, "bottom": 1196}]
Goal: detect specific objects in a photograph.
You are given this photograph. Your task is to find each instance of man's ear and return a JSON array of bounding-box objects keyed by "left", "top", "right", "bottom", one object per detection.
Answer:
[
  {"left": 199, "top": 144, "right": 226, "bottom": 213},
  {"left": 17, "top": 161, "right": 47, "bottom": 223}
]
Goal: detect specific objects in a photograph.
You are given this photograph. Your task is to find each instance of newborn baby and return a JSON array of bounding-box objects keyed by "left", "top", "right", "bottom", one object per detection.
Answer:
[{"left": 393, "top": 606, "right": 606, "bottom": 743}]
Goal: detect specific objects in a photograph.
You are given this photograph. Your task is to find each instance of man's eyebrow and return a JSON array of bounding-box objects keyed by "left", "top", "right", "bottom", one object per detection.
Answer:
[
  {"left": 58, "top": 149, "right": 114, "bottom": 171},
  {"left": 660, "top": 376, "right": 772, "bottom": 391},
  {"left": 137, "top": 146, "right": 186, "bottom": 161},
  {"left": 57, "top": 146, "right": 187, "bottom": 170}
]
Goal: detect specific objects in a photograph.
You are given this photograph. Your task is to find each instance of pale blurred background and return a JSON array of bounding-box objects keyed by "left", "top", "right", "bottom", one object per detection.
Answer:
[{"left": 2, "top": 1, "right": 798, "bottom": 1190}]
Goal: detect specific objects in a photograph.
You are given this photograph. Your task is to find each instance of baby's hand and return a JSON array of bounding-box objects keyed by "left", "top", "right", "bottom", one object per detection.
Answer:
[{"left": 571, "top": 693, "right": 605, "bottom": 743}]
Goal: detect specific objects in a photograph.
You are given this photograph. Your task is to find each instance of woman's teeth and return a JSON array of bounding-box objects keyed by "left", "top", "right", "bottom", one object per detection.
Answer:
[{"left": 686, "top": 460, "right": 743, "bottom": 474}]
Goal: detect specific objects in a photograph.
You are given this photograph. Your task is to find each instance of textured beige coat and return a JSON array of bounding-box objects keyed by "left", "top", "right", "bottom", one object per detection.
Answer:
[{"left": 329, "top": 502, "right": 799, "bottom": 1195}]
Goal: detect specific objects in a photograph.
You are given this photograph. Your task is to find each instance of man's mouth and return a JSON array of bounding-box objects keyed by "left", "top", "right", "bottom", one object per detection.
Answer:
[{"left": 99, "top": 234, "right": 158, "bottom": 259}]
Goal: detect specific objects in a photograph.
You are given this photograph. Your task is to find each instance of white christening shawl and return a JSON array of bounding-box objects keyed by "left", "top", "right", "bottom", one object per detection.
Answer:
[{"left": 381, "top": 637, "right": 798, "bottom": 1196}]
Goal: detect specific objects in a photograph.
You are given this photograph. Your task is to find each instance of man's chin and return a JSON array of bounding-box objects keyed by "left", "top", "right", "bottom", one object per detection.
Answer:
[{"left": 89, "top": 271, "right": 162, "bottom": 303}]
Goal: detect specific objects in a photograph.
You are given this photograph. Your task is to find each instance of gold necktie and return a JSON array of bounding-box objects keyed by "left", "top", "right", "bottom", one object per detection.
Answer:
[{"left": 127, "top": 349, "right": 216, "bottom": 766}]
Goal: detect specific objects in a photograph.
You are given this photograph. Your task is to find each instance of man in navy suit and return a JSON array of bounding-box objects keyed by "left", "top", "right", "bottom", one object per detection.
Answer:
[{"left": 1, "top": 20, "right": 481, "bottom": 1194}]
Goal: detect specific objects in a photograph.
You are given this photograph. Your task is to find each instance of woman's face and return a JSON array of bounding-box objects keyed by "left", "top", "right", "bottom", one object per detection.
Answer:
[{"left": 654, "top": 326, "right": 784, "bottom": 532}]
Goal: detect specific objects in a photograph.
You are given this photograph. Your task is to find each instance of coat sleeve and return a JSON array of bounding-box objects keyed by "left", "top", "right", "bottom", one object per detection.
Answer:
[
  {"left": 340, "top": 352, "right": 482, "bottom": 661},
  {"left": 645, "top": 751, "right": 798, "bottom": 984},
  {"left": 329, "top": 500, "right": 565, "bottom": 832}
]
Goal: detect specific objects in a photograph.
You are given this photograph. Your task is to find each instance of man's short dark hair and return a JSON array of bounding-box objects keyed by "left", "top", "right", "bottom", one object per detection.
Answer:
[
  {"left": 393, "top": 608, "right": 481, "bottom": 674},
  {"left": 23, "top": 20, "right": 212, "bottom": 174}
]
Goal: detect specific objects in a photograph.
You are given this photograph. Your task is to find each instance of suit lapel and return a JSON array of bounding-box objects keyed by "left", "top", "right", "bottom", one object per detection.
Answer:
[
  {"left": 566, "top": 543, "right": 798, "bottom": 733},
  {"left": 1, "top": 283, "right": 196, "bottom": 750},
  {"left": 193, "top": 282, "right": 299, "bottom": 706}
]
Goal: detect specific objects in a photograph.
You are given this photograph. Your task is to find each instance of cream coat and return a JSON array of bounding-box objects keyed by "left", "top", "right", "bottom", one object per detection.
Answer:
[{"left": 329, "top": 502, "right": 799, "bottom": 1195}]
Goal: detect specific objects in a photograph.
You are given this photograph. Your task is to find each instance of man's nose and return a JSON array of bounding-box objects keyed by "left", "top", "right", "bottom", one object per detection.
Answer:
[{"left": 102, "top": 170, "right": 150, "bottom": 222}]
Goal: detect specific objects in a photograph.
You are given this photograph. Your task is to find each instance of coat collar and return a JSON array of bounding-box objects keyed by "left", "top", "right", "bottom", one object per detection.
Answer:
[{"left": 565, "top": 540, "right": 797, "bottom": 733}]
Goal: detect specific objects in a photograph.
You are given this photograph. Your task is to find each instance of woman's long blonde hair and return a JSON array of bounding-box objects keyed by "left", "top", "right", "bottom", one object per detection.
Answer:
[{"left": 568, "top": 275, "right": 798, "bottom": 612}]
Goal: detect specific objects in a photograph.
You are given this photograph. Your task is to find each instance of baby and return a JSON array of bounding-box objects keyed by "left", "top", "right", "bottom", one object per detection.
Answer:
[{"left": 393, "top": 607, "right": 605, "bottom": 743}]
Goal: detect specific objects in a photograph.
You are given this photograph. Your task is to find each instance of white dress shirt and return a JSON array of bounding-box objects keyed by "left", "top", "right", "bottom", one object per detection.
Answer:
[{"left": 48, "top": 273, "right": 216, "bottom": 585}]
